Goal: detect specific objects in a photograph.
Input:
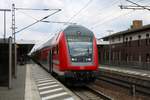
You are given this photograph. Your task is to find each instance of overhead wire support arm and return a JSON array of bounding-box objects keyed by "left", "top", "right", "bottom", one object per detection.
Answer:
[
  {"left": 41, "top": 21, "right": 76, "bottom": 25},
  {"left": 14, "top": 9, "right": 61, "bottom": 34},
  {"left": 119, "top": 5, "right": 150, "bottom": 10},
  {"left": 120, "top": 0, "right": 150, "bottom": 11},
  {"left": 15, "top": 8, "right": 61, "bottom": 11}
]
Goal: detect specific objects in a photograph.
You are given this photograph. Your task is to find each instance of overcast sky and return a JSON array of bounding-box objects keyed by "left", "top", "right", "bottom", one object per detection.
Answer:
[{"left": 0, "top": 0, "right": 150, "bottom": 44}]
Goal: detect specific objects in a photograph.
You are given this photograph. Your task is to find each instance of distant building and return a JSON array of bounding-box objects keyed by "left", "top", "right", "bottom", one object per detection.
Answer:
[
  {"left": 97, "top": 39, "right": 109, "bottom": 64},
  {"left": 16, "top": 39, "right": 35, "bottom": 64},
  {"left": 100, "top": 20, "right": 150, "bottom": 70}
]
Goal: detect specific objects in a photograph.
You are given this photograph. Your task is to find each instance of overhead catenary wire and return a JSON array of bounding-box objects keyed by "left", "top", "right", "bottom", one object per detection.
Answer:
[
  {"left": 94, "top": 0, "right": 120, "bottom": 17},
  {"left": 14, "top": 9, "right": 61, "bottom": 34},
  {"left": 67, "top": 0, "right": 93, "bottom": 23},
  {"left": 17, "top": 10, "right": 76, "bottom": 25},
  {"left": 126, "top": 0, "right": 150, "bottom": 11},
  {"left": 91, "top": 10, "right": 135, "bottom": 29},
  {"left": 76, "top": 0, "right": 120, "bottom": 26},
  {"left": 91, "top": 0, "right": 145, "bottom": 29},
  {"left": 17, "top": 10, "right": 39, "bottom": 21}
]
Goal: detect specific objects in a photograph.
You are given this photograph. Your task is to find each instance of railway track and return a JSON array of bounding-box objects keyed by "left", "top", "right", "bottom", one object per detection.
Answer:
[
  {"left": 70, "top": 86, "right": 112, "bottom": 100},
  {"left": 98, "top": 70, "right": 150, "bottom": 96}
]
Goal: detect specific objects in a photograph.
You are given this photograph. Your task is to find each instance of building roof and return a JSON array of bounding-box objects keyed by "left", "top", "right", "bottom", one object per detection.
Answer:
[
  {"left": 101, "top": 24, "right": 150, "bottom": 40},
  {"left": 0, "top": 38, "right": 9, "bottom": 43},
  {"left": 0, "top": 38, "right": 36, "bottom": 44},
  {"left": 96, "top": 39, "right": 109, "bottom": 45},
  {"left": 16, "top": 39, "right": 36, "bottom": 44}
]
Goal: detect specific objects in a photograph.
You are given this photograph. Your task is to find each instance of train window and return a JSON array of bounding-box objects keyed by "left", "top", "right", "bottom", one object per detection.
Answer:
[
  {"left": 53, "top": 47, "right": 57, "bottom": 55},
  {"left": 56, "top": 45, "right": 59, "bottom": 54},
  {"left": 52, "top": 46, "right": 59, "bottom": 55}
]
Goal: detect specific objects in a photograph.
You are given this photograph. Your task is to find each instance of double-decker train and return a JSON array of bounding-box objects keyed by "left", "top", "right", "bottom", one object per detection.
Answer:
[{"left": 31, "top": 25, "right": 99, "bottom": 84}]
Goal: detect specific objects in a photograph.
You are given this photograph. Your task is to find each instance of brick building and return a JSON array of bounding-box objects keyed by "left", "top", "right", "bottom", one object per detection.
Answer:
[
  {"left": 97, "top": 39, "right": 109, "bottom": 64},
  {"left": 100, "top": 20, "right": 150, "bottom": 70}
]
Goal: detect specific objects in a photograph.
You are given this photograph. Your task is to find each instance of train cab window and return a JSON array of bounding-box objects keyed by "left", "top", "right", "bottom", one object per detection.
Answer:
[{"left": 66, "top": 33, "right": 94, "bottom": 63}]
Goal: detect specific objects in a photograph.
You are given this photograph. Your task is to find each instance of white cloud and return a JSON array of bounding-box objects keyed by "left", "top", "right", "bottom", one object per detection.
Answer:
[{"left": 0, "top": 0, "right": 150, "bottom": 43}]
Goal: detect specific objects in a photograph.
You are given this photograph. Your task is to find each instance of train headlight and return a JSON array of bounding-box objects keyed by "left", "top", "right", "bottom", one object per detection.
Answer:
[
  {"left": 86, "top": 58, "right": 91, "bottom": 62},
  {"left": 71, "top": 58, "right": 77, "bottom": 62}
]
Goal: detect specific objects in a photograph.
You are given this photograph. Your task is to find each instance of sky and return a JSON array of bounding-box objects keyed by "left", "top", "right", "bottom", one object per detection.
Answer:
[{"left": 0, "top": 0, "right": 150, "bottom": 45}]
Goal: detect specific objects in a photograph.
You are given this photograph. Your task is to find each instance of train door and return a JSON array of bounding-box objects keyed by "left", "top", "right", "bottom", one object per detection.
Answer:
[{"left": 48, "top": 49, "right": 53, "bottom": 74}]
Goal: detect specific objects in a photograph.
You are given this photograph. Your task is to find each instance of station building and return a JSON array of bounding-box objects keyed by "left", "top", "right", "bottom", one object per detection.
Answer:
[{"left": 98, "top": 20, "right": 150, "bottom": 70}]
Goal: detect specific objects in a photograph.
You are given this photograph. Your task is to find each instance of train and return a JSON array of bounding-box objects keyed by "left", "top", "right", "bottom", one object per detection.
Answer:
[{"left": 31, "top": 25, "right": 99, "bottom": 84}]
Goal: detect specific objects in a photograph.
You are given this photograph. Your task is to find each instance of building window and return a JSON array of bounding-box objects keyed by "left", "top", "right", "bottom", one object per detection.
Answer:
[
  {"left": 126, "top": 54, "right": 128, "bottom": 62},
  {"left": 146, "top": 53, "right": 150, "bottom": 63},
  {"left": 138, "top": 35, "right": 141, "bottom": 46},
  {"left": 112, "top": 37, "right": 114, "bottom": 42},
  {"left": 129, "top": 37, "right": 132, "bottom": 46},
  {"left": 126, "top": 37, "right": 128, "bottom": 46},
  {"left": 146, "top": 34, "right": 150, "bottom": 46},
  {"left": 139, "top": 55, "right": 141, "bottom": 63},
  {"left": 118, "top": 36, "right": 121, "bottom": 41}
]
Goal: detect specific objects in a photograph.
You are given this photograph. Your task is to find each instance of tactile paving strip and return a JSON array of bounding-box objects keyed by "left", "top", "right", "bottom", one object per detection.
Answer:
[{"left": 31, "top": 65, "right": 75, "bottom": 100}]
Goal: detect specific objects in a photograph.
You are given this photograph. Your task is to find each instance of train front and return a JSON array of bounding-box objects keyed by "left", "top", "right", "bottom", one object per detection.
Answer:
[{"left": 63, "top": 25, "right": 99, "bottom": 84}]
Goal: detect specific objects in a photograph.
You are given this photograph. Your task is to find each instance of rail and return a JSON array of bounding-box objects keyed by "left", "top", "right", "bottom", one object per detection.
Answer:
[
  {"left": 86, "top": 85, "right": 113, "bottom": 100},
  {"left": 98, "top": 71, "right": 150, "bottom": 96},
  {"left": 71, "top": 85, "right": 113, "bottom": 100}
]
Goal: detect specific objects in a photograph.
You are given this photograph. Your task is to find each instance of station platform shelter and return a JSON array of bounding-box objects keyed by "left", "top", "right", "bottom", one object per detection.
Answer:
[{"left": 0, "top": 37, "right": 35, "bottom": 88}]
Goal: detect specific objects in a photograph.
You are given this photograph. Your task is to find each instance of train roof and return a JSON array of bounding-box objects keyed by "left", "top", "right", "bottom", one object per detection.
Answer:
[
  {"left": 32, "top": 25, "right": 93, "bottom": 53},
  {"left": 64, "top": 25, "right": 93, "bottom": 36}
]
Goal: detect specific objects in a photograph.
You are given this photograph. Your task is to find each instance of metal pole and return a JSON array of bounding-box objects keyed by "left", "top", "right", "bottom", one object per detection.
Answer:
[
  {"left": 12, "top": 3, "right": 17, "bottom": 78},
  {"left": 109, "top": 37, "right": 111, "bottom": 64},
  {"left": 131, "top": 84, "right": 136, "bottom": 96},
  {"left": 15, "top": 43, "right": 17, "bottom": 78},
  {"left": 4, "top": 11, "right": 6, "bottom": 41},
  {"left": 9, "top": 37, "right": 12, "bottom": 89},
  {"left": 14, "top": 4, "right": 17, "bottom": 78}
]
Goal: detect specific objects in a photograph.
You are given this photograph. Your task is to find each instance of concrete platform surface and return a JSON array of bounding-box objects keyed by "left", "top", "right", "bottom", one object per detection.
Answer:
[
  {"left": 0, "top": 65, "right": 26, "bottom": 100},
  {"left": 100, "top": 65, "right": 150, "bottom": 79},
  {"left": 0, "top": 63, "right": 80, "bottom": 100},
  {"left": 26, "top": 64, "right": 80, "bottom": 100}
]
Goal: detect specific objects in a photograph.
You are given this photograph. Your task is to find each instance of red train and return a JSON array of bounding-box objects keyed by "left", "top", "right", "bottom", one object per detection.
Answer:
[{"left": 31, "top": 25, "right": 99, "bottom": 84}]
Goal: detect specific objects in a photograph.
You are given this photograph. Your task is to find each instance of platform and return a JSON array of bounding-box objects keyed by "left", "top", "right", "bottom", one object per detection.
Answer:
[
  {"left": 0, "top": 62, "right": 79, "bottom": 100},
  {"left": 99, "top": 65, "right": 150, "bottom": 80},
  {"left": 0, "top": 64, "right": 26, "bottom": 100},
  {"left": 25, "top": 63, "right": 79, "bottom": 100}
]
